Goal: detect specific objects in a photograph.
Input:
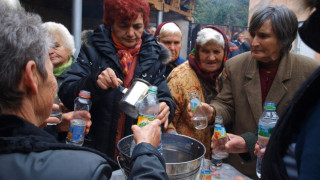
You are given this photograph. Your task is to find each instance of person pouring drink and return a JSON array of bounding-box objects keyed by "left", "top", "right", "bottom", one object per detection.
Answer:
[
  {"left": 0, "top": 2, "right": 168, "bottom": 179},
  {"left": 58, "top": 0, "right": 175, "bottom": 161}
]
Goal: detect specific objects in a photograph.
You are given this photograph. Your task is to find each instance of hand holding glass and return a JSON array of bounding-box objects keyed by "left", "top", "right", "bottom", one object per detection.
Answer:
[{"left": 47, "top": 97, "right": 62, "bottom": 125}]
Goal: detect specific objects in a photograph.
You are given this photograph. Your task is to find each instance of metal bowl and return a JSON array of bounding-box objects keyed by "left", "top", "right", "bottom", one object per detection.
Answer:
[{"left": 117, "top": 133, "right": 206, "bottom": 180}]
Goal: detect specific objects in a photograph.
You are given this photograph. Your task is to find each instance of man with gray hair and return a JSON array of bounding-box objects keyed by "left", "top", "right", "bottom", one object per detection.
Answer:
[{"left": 155, "top": 21, "right": 186, "bottom": 77}]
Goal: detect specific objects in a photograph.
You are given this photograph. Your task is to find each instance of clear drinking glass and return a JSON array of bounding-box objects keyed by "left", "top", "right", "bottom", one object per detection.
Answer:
[{"left": 47, "top": 97, "right": 62, "bottom": 125}]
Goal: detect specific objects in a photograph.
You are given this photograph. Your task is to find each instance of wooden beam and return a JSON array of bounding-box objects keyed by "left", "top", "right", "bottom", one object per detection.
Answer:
[{"left": 148, "top": 0, "right": 194, "bottom": 20}]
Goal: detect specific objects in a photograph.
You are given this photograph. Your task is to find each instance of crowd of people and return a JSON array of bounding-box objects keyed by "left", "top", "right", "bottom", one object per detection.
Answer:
[{"left": 1, "top": 0, "right": 320, "bottom": 179}]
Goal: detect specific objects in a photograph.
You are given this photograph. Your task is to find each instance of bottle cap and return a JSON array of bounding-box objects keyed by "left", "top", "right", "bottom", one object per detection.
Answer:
[
  {"left": 264, "top": 101, "right": 276, "bottom": 110},
  {"left": 215, "top": 115, "right": 223, "bottom": 124},
  {"left": 79, "top": 90, "right": 91, "bottom": 98},
  {"left": 148, "top": 86, "right": 158, "bottom": 94},
  {"left": 189, "top": 91, "right": 199, "bottom": 99}
]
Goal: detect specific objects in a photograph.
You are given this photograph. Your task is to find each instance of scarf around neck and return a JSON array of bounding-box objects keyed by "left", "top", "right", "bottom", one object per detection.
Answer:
[
  {"left": 53, "top": 56, "right": 73, "bottom": 77},
  {"left": 111, "top": 32, "right": 142, "bottom": 76},
  {"left": 188, "top": 48, "right": 223, "bottom": 87}
]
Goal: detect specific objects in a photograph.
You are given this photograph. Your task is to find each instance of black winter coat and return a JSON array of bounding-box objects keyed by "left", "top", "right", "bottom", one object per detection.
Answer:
[{"left": 58, "top": 24, "right": 175, "bottom": 159}]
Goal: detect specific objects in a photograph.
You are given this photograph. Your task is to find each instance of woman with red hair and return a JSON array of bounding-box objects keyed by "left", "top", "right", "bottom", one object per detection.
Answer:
[{"left": 58, "top": 0, "right": 174, "bottom": 178}]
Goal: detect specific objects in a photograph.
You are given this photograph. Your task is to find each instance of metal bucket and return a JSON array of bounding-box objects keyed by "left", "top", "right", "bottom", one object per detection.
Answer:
[
  {"left": 117, "top": 133, "right": 206, "bottom": 180},
  {"left": 118, "top": 78, "right": 150, "bottom": 119}
]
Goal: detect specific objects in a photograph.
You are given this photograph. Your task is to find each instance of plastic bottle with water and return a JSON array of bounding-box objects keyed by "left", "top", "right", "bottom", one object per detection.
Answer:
[
  {"left": 190, "top": 92, "right": 208, "bottom": 130},
  {"left": 256, "top": 101, "right": 279, "bottom": 178},
  {"left": 66, "top": 90, "right": 92, "bottom": 146},
  {"left": 130, "top": 86, "right": 161, "bottom": 155},
  {"left": 211, "top": 116, "right": 229, "bottom": 169}
]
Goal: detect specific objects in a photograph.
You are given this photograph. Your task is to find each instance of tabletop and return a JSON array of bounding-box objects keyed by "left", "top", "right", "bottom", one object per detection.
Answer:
[{"left": 110, "top": 159, "right": 252, "bottom": 180}]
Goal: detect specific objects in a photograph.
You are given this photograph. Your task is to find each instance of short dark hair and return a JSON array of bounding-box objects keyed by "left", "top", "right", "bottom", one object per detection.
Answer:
[{"left": 249, "top": 6, "right": 298, "bottom": 56}]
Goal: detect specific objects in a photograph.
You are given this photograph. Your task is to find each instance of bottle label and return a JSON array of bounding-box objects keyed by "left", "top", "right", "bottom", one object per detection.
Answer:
[
  {"left": 258, "top": 124, "right": 274, "bottom": 137},
  {"left": 190, "top": 98, "right": 202, "bottom": 112},
  {"left": 67, "top": 122, "right": 85, "bottom": 142},
  {"left": 213, "top": 125, "right": 226, "bottom": 140},
  {"left": 137, "top": 114, "right": 155, "bottom": 127}
]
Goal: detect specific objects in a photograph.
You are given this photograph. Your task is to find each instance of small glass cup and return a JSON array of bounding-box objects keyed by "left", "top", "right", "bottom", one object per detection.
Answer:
[{"left": 47, "top": 97, "right": 62, "bottom": 125}]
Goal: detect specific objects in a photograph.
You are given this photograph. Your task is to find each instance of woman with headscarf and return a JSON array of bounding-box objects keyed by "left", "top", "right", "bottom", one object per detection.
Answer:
[{"left": 166, "top": 26, "right": 229, "bottom": 159}]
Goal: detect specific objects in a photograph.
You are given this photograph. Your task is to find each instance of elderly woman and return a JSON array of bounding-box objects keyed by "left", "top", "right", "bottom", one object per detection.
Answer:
[
  {"left": 207, "top": 6, "right": 320, "bottom": 179},
  {"left": 42, "top": 22, "right": 75, "bottom": 86},
  {"left": 166, "top": 26, "right": 229, "bottom": 159},
  {"left": 261, "top": 1, "right": 320, "bottom": 179},
  {"left": 154, "top": 22, "right": 186, "bottom": 77},
  {"left": 0, "top": 4, "right": 167, "bottom": 180},
  {"left": 58, "top": 0, "right": 175, "bottom": 160}
]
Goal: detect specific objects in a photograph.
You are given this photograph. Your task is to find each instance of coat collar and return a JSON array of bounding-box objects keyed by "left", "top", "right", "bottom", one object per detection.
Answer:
[
  {"left": 91, "top": 24, "right": 167, "bottom": 80},
  {"left": 244, "top": 53, "right": 292, "bottom": 125},
  {"left": 0, "top": 114, "right": 119, "bottom": 169}
]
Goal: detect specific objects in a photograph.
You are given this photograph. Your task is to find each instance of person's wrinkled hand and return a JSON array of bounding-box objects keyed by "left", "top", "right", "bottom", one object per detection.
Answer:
[
  {"left": 187, "top": 102, "right": 214, "bottom": 123},
  {"left": 211, "top": 133, "right": 248, "bottom": 154},
  {"left": 201, "top": 103, "right": 214, "bottom": 123},
  {"left": 224, "top": 133, "right": 248, "bottom": 153},
  {"left": 58, "top": 111, "right": 92, "bottom": 135},
  {"left": 211, "top": 133, "right": 229, "bottom": 154},
  {"left": 131, "top": 119, "right": 161, "bottom": 148},
  {"left": 254, "top": 141, "right": 266, "bottom": 156},
  {"left": 156, "top": 102, "right": 170, "bottom": 129},
  {"left": 97, "top": 68, "right": 123, "bottom": 90}
]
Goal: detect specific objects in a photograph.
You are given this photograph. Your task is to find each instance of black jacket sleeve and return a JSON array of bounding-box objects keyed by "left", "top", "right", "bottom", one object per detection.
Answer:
[
  {"left": 129, "top": 142, "right": 168, "bottom": 180},
  {"left": 58, "top": 46, "right": 106, "bottom": 111}
]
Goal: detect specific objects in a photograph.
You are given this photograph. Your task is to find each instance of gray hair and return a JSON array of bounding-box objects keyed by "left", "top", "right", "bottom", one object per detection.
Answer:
[
  {"left": 42, "top": 22, "right": 76, "bottom": 55},
  {"left": 249, "top": 6, "right": 298, "bottom": 56},
  {"left": 0, "top": 5, "right": 51, "bottom": 110},
  {"left": 0, "top": 0, "right": 22, "bottom": 10},
  {"left": 196, "top": 28, "right": 225, "bottom": 49},
  {"left": 158, "top": 22, "right": 182, "bottom": 40}
]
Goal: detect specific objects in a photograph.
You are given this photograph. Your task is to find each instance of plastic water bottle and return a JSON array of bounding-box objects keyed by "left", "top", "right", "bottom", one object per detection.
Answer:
[
  {"left": 256, "top": 102, "right": 279, "bottom": 178},
  {"left": 211, "top": 116, "right": 229, "bottom": 169},
  {"left": 66, "top": 90, "right": 92, "bottom": 146},
  {"left": 190, "top": 92, "right": 208, "bottom": 130},
  {"left": 131, "top": 86, "right": 161, "bottom": 155}
]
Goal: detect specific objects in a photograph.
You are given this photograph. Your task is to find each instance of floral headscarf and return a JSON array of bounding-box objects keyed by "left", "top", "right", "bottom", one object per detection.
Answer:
[{"left": 188, "top": 25, "right": 230, "bottom": 87}]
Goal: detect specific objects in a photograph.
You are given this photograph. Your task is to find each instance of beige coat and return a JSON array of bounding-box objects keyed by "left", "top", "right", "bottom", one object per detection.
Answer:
[{"left": 211, "top": 52, "right": 320, "bottom": 179}]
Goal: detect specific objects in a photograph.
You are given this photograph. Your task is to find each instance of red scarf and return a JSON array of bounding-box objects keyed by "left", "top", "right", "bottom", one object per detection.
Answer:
[{"left": 112, "top": 32, "right": 142, "bottom": 76}]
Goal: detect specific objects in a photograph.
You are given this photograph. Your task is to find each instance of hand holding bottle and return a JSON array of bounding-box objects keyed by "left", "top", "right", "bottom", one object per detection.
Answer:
[
  {"left": 156, "top": 102, "right": 170, "bottom": 129},
  {"left": 189, "top": 92, "right": 210, "bottom": 130},
  {"left": 187, "top": 102, "right": 214, "bottom": 126},
  {"left": 211, "top": 133, "right": 248, "bottom": 154},
  {"left": 132, "top": 119, "right": 161, "bottom": 149}
]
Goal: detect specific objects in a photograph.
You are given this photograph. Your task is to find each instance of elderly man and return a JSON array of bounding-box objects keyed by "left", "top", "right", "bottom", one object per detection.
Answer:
[
  {"left": 155, "top": 21, "right": 186, "bottom": 77},
  {"left": 0, "top": 3, "right": 168, "bottom": 180}
]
